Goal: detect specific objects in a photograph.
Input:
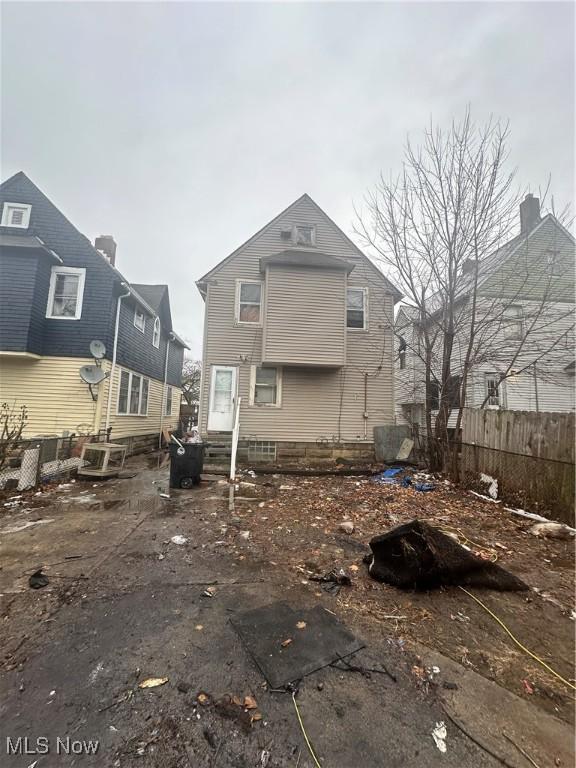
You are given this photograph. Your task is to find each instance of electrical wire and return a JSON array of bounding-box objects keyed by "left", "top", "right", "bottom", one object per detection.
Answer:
[
  {"left": 458, "top": 586, "right": 576, "bottom": 691},
  {"left": 292, "top": 691, "right": 323, "bottom": 768}
]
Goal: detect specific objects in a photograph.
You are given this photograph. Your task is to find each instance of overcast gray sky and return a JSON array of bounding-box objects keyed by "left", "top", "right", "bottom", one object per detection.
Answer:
[{"left": 2, "top": 1, "right": 573, "bottom": 356}]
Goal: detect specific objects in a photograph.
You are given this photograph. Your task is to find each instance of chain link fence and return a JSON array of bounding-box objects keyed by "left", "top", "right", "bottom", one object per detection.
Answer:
[{"left": 0, "top": 431, "right": 109, "bottom": 491}]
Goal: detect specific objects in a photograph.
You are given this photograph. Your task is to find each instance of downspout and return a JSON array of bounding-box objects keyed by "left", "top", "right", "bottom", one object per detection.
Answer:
[
  {"left": 159, "top": 332, "right": 175, "bottom": 449},
  {"left": 105, "top": 283, "right": 131, "bottom": 436},
  {"left": 363, "top": 372, "right": 368, "bottom": 440}
]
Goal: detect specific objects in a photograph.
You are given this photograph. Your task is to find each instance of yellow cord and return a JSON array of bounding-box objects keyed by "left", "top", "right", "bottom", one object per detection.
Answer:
[
  {"left": 459, "top": 586, "right": 576, "bottom": 691},
  {"left": 292, "top": 691, "right": 323, "bottom": 768}
]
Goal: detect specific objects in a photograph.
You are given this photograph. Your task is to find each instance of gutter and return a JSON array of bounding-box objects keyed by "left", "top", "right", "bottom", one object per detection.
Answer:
[{"left": 105, "top": 283, "right": 131, "bottom": 434}]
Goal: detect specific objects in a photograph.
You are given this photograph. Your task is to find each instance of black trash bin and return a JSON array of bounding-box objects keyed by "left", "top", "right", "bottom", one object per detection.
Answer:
[{"left": 169, "top": 442, "right": 205, "bottom": 489}]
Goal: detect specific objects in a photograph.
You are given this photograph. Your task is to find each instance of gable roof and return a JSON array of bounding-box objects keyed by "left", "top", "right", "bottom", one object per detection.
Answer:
[
  {"left": 196, "top": 193, "right": 403, "bottom": 301},
  {"left": 0, "top": 172, "right": 188, "bottom": 346}
]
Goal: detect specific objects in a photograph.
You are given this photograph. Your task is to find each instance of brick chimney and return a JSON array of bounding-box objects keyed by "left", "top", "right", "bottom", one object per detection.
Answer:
[
  {"left": 95, "top": 235, "right": 117, "bottom": 266},
  {"left": 519, "top": 194, "right": 540, "bottom": 235}
]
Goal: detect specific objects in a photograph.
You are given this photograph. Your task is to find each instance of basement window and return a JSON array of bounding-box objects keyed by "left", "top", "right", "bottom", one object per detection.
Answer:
[
  {"left": 1, "top": 202, "right": 31, "bottom": 229},
  {"left": 248, "top": 440, "right": 277, "bottom": 462}
]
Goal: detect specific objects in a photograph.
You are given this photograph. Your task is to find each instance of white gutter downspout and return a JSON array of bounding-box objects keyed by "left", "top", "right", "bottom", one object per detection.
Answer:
[
  {"left": 159, "top": 333, "right": 175, "bottom": 448},
  {"left": 105, "top": 283, "right": 131, "bottom": 436}
]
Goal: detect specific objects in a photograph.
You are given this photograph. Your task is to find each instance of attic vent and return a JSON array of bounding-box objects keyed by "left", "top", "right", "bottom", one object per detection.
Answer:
[{"left": 280, "top": 229, "right": 292, "bottom": 241}]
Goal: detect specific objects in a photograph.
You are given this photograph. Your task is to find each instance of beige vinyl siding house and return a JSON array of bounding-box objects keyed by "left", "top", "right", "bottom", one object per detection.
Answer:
[{"left": 197, "top": 194, "right": 401, "bottom": 462}]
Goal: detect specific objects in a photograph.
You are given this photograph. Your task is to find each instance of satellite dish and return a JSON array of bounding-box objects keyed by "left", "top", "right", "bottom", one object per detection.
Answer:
[
  {"left": 89, "top": 339, "right": 106, "bottom": 359},
  {"left": 80, "top": 365, "right": 107, "bottom": 385}
]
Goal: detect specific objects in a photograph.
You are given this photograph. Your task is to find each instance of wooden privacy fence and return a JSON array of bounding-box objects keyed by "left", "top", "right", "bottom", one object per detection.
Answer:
[{"left": 460, "top": 408, "right": 575, "bottom": 525}]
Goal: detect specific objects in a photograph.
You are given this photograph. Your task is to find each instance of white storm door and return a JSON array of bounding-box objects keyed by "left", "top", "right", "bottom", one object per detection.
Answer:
[{"left": 208, "top": 366, "right": 237, "bottom": 431}]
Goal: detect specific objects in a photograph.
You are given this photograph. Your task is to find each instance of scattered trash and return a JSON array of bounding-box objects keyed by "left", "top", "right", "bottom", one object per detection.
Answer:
[
  {"left": 239, "top": 530, "right": 251, "bottom": 540},
  {"left": 138, "top": 677, "right": 168, "bottom": 689},
  {"left": 469, "top": 491, "right": 501, "bottom": 504},
  {"left": 158, "top": 553, "right": 165, "bottom": 560},
  {"left": 522, "top": 679, "right": 534, "bottom": 695},
  {"left": 296, "top": 621, "right": 307, "bottom": 630},
  {"left": 197, "top": 691, "right": 211, "bottom": 706},
  {"left": 280, "top": 485, "right": 295, "bottom": 490},
  {"left": 309, "top": 568, "right": 352, "bottom": 595},
  {"left": 2, "top": 518, "right": 55, "bottom": 535},
  {"left": 170, "top": 535, "right": 188, "bottom": 545},
  {"left": 372, "top": 467, "right": 404, "bottom": 485},
  {"left": 281, "top": 638, "right": 293, "bottom": 647},
  {"left": 432, "top": 721, "right": 447, "bottom": 753},
  {"left": 480, "top": 473, "right": 498, "bottom": 499},
  {"left": 259, "top": 749, "right": 271, "bottom": 767},
  {"left": 202, "top": 586, "right": 217, "bottom": 598},
  {"left": 396, "top": 438, "right": 414, "bottom": 461},
  {"left": 367, "top": 520, "right": 528, "bottom": 591},
  {"left": 195, "top": 624, "right": 204, "bottom": 631},
  {"left": 159, "top": 492, "right": 170, "bottom": 499},
  {"left": 529, "top": 522, "right": 575, "bottom": 540},
  {"left": 29, "top": 569, "right": 49, "bottom": 589},
  {"left": 338, "top": 521, "right": 355, "bottom": 534}
]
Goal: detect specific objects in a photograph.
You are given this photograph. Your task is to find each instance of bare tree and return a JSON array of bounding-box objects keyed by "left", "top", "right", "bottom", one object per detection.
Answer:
[
  {"left": 356, "top": 110, "right": 573, "bottom": 472},
  {"left": 0, "top": 402, "right": 28, "bottom": 471},
  {"left": 181, "top": 358, "right": 202, "bottom": 407}
]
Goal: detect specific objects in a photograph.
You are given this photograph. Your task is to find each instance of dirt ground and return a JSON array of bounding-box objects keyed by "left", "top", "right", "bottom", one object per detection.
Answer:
[
  {"left": 225, "top": 470, "right": 575, "bottom": 724},
  {"left": 0, "top": 456, "right": 574, "bottom": 768}
]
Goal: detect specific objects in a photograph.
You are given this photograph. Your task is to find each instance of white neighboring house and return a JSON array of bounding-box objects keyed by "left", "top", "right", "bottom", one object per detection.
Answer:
[{"left": 395, "top": 194, "right": 575, "bottom": 429}]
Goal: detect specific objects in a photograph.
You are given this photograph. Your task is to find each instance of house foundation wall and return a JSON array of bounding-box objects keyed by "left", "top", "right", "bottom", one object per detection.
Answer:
[{"left": 236, "top": 440, "right": 375, "bottom": 466}]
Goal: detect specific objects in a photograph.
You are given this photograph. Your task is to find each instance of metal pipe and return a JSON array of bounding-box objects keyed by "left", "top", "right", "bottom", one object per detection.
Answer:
[
  {"left": 159, "top": 332, "right": 175, "bottom": 448},
  {"left": 105, "top": 283, "right": 131, "bottom": 434},
  {"left": 533, "top": 364, "right": 540, "bottom": 413},
  {"left": 363, "top": 372, "right": 368, "bottom": 440}
]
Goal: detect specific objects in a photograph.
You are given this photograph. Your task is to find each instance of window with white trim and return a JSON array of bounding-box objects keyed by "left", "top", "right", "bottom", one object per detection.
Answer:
[
  {"left": 153, "top": 317, "right": 161, "bottom": 348},
  {"left": 117, "top": 370, "right": 149, "bottom": 415},
  {"left": 46, "top": 266, "right": 86, "bottom": 319},
  {"left": 503, "top": 305, "right": 523, "bottom": 340},
  {"left": 251, "top": 366, "right": 281, "bottom": 406},
  {"left": 294, "top": 225, "right": 315, "bottom": 246},
  {"left": 485, "top": 373, "right": 502, "bottom": 408},
  {"left": 134, "top": 308, "right": 146, "bottom": 333},
  {"left": 236, "top": 281, "right": 262, "bottom": 324},
  {"left": 165, "top": 386, "right": 173, "bottom": 416},
  {"left": 1, "top": 202, "right": 32, "bottom": 229},
  {"left": 346, "top": 287, "right": 367, "bottom": 329}
]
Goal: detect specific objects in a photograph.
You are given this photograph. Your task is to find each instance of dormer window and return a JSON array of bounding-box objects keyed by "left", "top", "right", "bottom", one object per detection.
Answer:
[
  {"left": 1, "top": 202, "right": 32, "bottom": 229},
  {"left": 134, "top": 308, "right": 146, "bottom": 333},
  {"left": 153, "top": 317, "right": 161, "bottom": 348},
  {"left": 294, "top": 225, "right": 315, "bottom": 246}
]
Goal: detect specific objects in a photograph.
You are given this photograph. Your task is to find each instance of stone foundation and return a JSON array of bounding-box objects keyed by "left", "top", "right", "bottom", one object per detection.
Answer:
[{"left": 236, "top": 440, "right": 375, "bottom": 467}]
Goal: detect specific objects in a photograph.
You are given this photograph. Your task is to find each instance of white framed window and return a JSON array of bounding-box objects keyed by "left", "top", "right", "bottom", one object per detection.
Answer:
[
  {"left": 46, "top": 266, "right": 86, "bottom": 319},
  {"left": 235, "top": 280, "right": 262, "bottom": 324},
  {"left": 346, "top": 287, "right": 368, "bottom": 329},
  {"left": 165, "top": 386, "right": 173, "bottom": 416},
  {"left": 134, "top": 308, "right": 146, "bottom": 333},
  {"left": 250, "top": 365, "right": 282, "bottom": 407},
  {"left": 485, "top": 373, "right": 503, "bottom": 409},
  {"left": 503, "top": 305, "right": 523, "bottom": 340},
  {"left": 1, "top": 202, "right": 32, "bottom": 229},
  {"left": 294, "top": 224, "right": 316, "bottom": 247},
  {"left": 117, "top": 369, "right": 149, "bottom": 416},
  {"left": 153, "top": 317, "right": 161, "bottom": 348},
  {"left": 546, "top": 249, "right": 563, "bottom": 277}
]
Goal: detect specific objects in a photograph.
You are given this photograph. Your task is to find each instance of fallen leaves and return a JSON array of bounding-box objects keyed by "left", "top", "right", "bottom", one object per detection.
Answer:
[
  {"left": 296, "top": 621, "right": 307, "bottom": 630},
  {"left": 243, "top": 695, "right": 258, "bottom": 709}
]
